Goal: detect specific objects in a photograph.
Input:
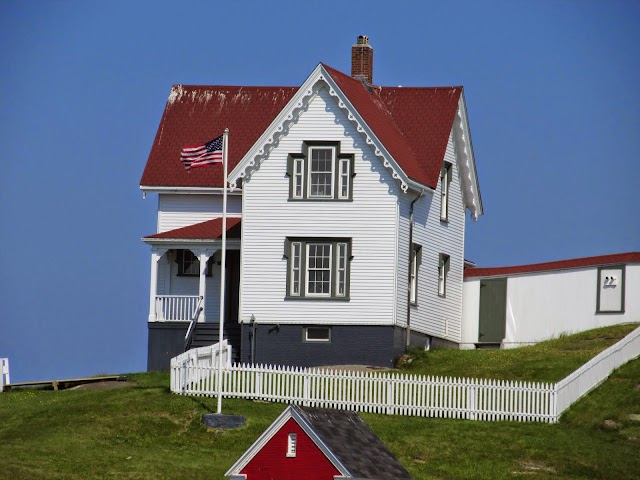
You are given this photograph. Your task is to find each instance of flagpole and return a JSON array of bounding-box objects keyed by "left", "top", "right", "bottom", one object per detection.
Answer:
[{"left": 217, "top": 128, "right": 229, "bottom": 415}]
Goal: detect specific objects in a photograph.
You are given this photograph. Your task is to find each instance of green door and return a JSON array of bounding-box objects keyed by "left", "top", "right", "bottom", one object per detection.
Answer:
[{"left": 478, "top": 278, "right": 507, "bottom": 343}]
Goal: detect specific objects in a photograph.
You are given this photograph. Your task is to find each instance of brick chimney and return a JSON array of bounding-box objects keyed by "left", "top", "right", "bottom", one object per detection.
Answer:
[{"left": 351, "top": 35, "right": 373, "bottom": 85}]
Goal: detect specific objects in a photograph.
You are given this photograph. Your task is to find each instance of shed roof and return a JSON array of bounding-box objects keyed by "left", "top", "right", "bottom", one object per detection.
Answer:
[
  {"left": 144, "top": 217, "right": 241, "bottom": 240},
  {"left": 464, "top": 252, "right": 640, "bottom": 278}
]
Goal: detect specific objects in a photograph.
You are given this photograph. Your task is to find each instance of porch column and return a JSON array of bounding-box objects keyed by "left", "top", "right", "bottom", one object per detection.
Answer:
[
  {"left": 194, "top": 249, "right": 215, "bottom": 323},
  {"left": 148, "top": 247, "right": 168, "bottom": 322}
]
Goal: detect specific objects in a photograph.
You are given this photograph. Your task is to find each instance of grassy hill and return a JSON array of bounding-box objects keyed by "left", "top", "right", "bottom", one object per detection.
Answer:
[{"left": 1, "top": 324, "right": 638, "bottom": 479}]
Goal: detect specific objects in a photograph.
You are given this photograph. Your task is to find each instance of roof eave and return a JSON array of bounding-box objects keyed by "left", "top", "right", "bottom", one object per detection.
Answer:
[
  {"left": 140, "top": 185, "right": 242, "bottom": 195},
  {"left": 455, "top": 91, "right": 483, "bottom": 219}
]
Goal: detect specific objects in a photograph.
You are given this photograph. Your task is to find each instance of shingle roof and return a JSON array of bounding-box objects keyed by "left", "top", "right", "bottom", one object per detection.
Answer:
[
  {"left": 464, "top": 252, "right": 640, "bottom": 278},
  {"left": 295, "top": 406, "right": 413, "bottom": 480},
  {"left": 144, "top": 218, "right": 241, "bottom": 240},
  {"left": 140, "top": 65, "right": 462, "bottom": 190}
]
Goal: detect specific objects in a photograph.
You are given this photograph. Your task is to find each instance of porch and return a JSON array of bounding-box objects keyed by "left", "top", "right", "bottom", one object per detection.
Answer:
[{"left": 143, "top": 218, "right": 242, "bottom": 370}]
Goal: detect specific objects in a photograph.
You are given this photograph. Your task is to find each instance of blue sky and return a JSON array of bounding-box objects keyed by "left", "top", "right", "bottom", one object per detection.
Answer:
[{"left": 1, "top": 1, "right": 638, "bottom": 382}]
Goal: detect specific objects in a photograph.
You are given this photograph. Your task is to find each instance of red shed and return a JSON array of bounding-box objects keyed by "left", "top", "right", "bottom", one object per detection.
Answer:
[{"left": 226, "top": 405, "right": 413, "bottom": 480}]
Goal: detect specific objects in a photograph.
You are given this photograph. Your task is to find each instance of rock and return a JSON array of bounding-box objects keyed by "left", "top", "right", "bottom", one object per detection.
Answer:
[
  {"left": 600, "top": 419, "right": 621, "bottom": 431},
  {"left": 628, "top": 414, "right": 640, "bottom": 422},
  {"left": 202, "top": 413, "right": 246, "bottom": 429}
]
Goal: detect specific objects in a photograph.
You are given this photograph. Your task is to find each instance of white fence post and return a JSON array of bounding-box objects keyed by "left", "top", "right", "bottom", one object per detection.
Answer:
[
  {"left": 467, "top": 378, "right": 477, "bottom": 420},
  {"left": 0, "top": 358, "right": 9, "bottom": 392}
]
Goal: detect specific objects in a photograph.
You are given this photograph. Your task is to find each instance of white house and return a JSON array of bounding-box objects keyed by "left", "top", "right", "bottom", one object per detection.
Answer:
[{"left": 140, "top": 36, "right": 483, "bottom": 370}]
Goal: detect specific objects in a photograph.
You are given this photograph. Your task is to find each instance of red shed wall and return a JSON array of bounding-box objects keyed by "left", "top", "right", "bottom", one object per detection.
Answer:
[{"left": 240, "top": 418, "right": 341, "bottom": 480}]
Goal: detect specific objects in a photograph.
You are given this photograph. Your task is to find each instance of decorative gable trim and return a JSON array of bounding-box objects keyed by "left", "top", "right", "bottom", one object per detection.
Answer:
[
  {"left": 228, "top": 64, "right": 412, "bottom": 195},
  {"left": 224, "top": 405, "right": 351, "bottom": 478},
  {"left": 452, "top": 92, "right": 483, "bottom": 220}
]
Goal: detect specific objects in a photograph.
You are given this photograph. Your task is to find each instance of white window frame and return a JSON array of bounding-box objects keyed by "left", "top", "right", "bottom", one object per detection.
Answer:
[
  {"left": 290, "top": 242, "right": 302, "bottom": 296},
  {"left": 292, "top": 158, "right": 304, "bottom": 199},
  {"left": 307, "top": 146, "right": 335, "bottom": 199},
  {"left": 410, "top": 244, "right": 421, "bottom": 305},
  {"left": 438, "top": 253, "right": 450, "bottom": 297},
  {"left": 286, "top": 238, "right": 351, "bottom": 300},
  {"left": 338, "top": 157, "right": 350, "bottom": 199},
  {"left": 440, "top": 162, "right": 452, "bottom": 221},
  {"left": 304, "top": 326, "right": 331, "bottom": 342},
  {"left": 305, "top": 243, "right": 333, "bottom": 297},
  {"left": 286, "top": 433, "right": 297, "bottom": 457}
]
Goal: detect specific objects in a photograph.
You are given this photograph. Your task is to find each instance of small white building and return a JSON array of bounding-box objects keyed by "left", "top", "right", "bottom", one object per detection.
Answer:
[{"left": 461, "top": 252, "right": 640, "bottom": 348}]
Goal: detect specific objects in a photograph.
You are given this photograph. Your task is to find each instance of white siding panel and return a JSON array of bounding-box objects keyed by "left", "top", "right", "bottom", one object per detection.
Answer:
[
  {"left": 158, "top": 194, "right": 242, "bottom": 233},
  {"left": 240, "top": 86, "right": 399, "bottom": 326},
  {"left": 461, "top": 264, "right": 640, "bottom": 347},
  {"left": 398, "top": 133, "right": 466, "bottom": 343}
]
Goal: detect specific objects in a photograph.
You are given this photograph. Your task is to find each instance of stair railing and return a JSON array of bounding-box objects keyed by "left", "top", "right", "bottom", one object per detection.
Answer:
[{"left": 184, "top": 296, "right": 204, "bottom": 351}]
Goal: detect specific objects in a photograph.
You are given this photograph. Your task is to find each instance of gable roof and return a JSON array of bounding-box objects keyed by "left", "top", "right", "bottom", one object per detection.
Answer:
[
  {"left": 225, "top": 405, "right": 413, "bottom": 479},
  {"left": 296, "top": 406, "right": 413, "bottom": 480},
  {"left": 140, "top": 64, "right": 469, "bottom": 194},
  {"left": 143, "top": 218, "right": 241, "bottom": 241},
  {"left": 464, "top": 252, "right": 640, "bottom": 279},
  {"left": 140, "top": 86, "right": 297, "bottom": 188}
]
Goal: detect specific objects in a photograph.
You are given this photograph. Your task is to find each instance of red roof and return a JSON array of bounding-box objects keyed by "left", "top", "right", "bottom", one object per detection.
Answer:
[
  {"left": 145, "top": 218, "right": 241, "bottom": 240},
  {"left": 140, "top": 65, "right": 462, "bottom": 190},
  {"left": 464, "top": 252, "right": 640, "bottom": 278}
]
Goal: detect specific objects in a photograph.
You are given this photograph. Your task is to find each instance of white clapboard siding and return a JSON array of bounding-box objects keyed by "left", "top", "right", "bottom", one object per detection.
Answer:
[
  {"left": 397, "top": 133, "right": 466, "bottom": 343},
  {"left": 240, "top": 85, "right": 399, "bottom": 326},
  {"left": 158, "top": 194, "right": 242, "bottom": 233}
]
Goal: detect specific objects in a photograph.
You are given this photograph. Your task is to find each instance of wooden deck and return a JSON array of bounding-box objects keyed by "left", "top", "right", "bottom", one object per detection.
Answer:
[{"left": 2, "top": 375, "right": 127, "bottom": 391}]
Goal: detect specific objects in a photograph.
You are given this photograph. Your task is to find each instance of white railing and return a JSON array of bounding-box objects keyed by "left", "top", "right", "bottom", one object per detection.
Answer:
[
  {"left": 155, "top": 295, "right": 201, "bottom": 322},
  {"left": 0, "top": 358, "right": 9, "bottom": 392},
  {"left": 170, "top": 325, "right": 640, "bottom": 423},
  {"left": 555, "top": 324, "right": 640, "bottom": 416},
  {"left": 170, "top": 340, "right": 232, "bottom": 393}
]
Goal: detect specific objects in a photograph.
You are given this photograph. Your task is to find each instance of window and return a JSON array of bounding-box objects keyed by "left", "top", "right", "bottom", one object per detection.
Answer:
[
  {"left": 304, "top": 326, "right": 331, "bottom": 342},
  {"left": 176, "top": 250, "right": 213, "bottom": 277},
  {"left": 288, "top": 142, "right": 354, "bottom": 201},
  {"left": 440, "top": 162, "right": 452, "bottom": 221},
  {"left": 286, "top": 238, "right": 351, "bottom": 299},
  {"left": 438, "top": 253, "right": 450, "bottom": 297},
  {"left": 287, "top": 433, "right": 297, "bottom": 457},
  {"left": 409, "top": 244, "right": 422, "bottom": 305}
]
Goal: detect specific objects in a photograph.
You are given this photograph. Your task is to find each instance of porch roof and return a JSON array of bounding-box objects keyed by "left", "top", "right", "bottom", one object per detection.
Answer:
[{"left": 144, "top": 217, "right": 241, "bottom": 241}]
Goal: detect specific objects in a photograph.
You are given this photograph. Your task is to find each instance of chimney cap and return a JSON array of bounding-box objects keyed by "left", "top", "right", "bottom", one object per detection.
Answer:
[{"left": 356, "top": 35, "right": 370, "bottom": 46}]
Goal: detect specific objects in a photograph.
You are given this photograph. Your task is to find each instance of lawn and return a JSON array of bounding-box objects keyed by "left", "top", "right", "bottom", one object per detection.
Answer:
[{"left": 1, "top": 324, "right": 638, "bottom": 479}]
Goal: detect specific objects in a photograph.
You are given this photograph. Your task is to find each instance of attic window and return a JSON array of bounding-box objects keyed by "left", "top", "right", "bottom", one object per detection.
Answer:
[
  {"left": 286, "top": 433, "right": 297, "bottom": 457},
  {"left": 288, "top": 142, "right": 354, "bottom": 201},
  {"left": 440, "top": 162, "right": 452, "bottom": 222}
]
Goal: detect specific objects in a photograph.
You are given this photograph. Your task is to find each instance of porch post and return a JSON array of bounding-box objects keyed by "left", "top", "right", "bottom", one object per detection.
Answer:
[
  {"left": 196, "top": 250, "right": 215, "bottom": 323},
  {"left": 148, "top": 247, "right": 168, "bottom": 322}
]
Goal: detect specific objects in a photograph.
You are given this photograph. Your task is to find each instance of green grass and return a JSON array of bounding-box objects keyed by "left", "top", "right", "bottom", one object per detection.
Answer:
[
  {"left": 397, "top": 323, "right": 639, "bottom": 383},
  {"left": 1, "top": 325, "right": 639, "bottom": 479}
]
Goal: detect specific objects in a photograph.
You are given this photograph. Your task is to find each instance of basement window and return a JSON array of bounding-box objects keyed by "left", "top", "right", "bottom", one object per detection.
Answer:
[{"left": 304, "top": 327, "right": 331, "bottom": 342}]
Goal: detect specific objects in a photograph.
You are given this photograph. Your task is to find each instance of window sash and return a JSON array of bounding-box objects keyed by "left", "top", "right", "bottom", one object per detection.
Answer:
[
  {"left": 306, "top": 243, "right": 332, "bottom": 296},
  {"left": 336, "top": 242, "right": 347, "bottom": 297},
  {"left": 410, "top": 249, "right": 418, "bottom": 304},
  {"left": 438, "top": 254, "right": 449, "bottom": 297},
  {"left": 440, "top": 163, "right": 451, "bottom": 220},
  {"left": 338, "top": 157, "right": 350, "bottom": 199},
  {"left": 293, "top": 158, "right": 304, "bottom": 199},
  {"left": 290, "top": 242, "right": 302, "bottom": 296},
  {"left": 305, "top": 327, "right": 331, "bottom": 342},
  {"left": 307, "top": 147, "right": 335, "bottom": 198}
]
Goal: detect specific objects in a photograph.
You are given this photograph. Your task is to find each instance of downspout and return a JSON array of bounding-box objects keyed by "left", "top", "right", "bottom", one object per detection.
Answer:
[{"left": 406, "top": 189, "right": 425, "bottom": 349}]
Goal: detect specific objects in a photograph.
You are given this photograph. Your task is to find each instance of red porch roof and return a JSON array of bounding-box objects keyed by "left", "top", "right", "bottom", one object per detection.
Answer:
[
  {"left": 140, "top": 65, "right": 462, "bottom": 190},
  {"left": 144, "top": 218, "right": 241, "bottom": 240},
  {"left": 464, "top": 252, "right": 640, "bottom": 278}
]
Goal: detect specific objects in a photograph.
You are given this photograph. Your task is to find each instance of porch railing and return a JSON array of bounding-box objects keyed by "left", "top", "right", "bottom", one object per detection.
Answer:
[{"left": 155, "top": 295, "right": 202, "bottom": 322}]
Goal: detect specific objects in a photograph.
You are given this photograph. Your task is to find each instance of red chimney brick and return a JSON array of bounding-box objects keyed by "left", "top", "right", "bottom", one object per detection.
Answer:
[{"left": 351, "top": 35, "right": 373, "bottom": 85}]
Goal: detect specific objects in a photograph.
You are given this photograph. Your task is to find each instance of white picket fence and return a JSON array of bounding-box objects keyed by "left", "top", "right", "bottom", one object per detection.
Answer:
[
  {"left": 170, "top": 340, "right": 232, "bottom": 393},
  {"left": 170, "top": 325, "right": 640, "bottom": 423},
  {"left": 0, "top": 358, "right": 10, "bottom": 392}
]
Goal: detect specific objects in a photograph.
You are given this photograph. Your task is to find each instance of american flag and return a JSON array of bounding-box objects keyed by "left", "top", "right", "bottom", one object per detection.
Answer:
[{"left": 180, "top": 135, "right": 223, "bottom": 170}]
